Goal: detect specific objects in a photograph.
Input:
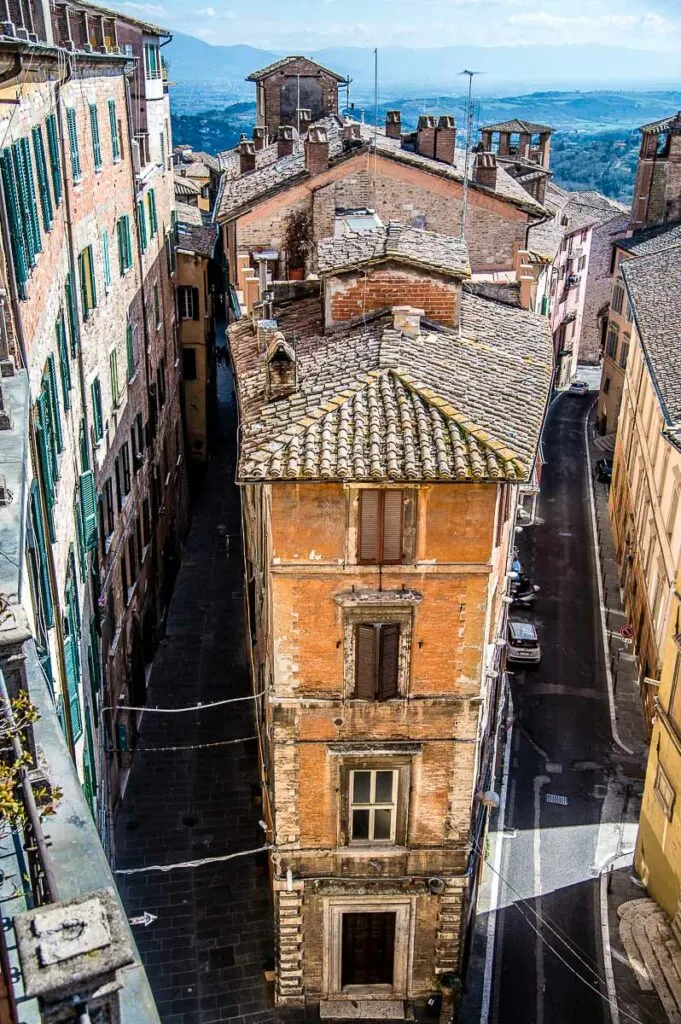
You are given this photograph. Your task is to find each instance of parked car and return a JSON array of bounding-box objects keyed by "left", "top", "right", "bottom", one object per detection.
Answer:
[
  {"left": 595, "top": 458, "right": 613, "bottom": 483},
  {"left": 569, "top": 380, "right": 590, "bottom": 395},
  {"left": 507, "top": 621, "right": 541, "bottom": 665}
]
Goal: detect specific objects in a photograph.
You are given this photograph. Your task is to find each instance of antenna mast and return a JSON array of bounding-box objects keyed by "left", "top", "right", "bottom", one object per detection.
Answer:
[
  {"left": 459, "top": 69, "right": 481, "bottom": 239},
  {"left": 373, "top": 48, "right": 378, "bottom": 204}
]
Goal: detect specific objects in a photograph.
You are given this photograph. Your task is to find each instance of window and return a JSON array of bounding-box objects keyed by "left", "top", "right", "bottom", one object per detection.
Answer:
[
  {"left": 182, "top": 347, "right": 197, "bottom": 380},
  {"left": 91, "top": 376, "right": 104, "bottom": 443},
  {"left": 144, "top": 43, "right": 161, "bottom": 79},
  {"left": 348, "top": 769, "right": 398, "bottom": 843},
  {"left": 137, "top": 199, "right": 148, "bottom": 252},
  {"left": 32, "top": 125, "right": 53, "bottom": 233},
  {"left": 660, "top": 447, "right": 671, "bottom": 498},
  {"left": 359, "top": 490, "right": 404, "bottom": 564},
  {"left": 667, "top": 484, "right": 680, "bottom": 540},
  {"left": 611, "top": 282, "right": 625, "bottom": 315},
  {"left": 178, "top": 285, "right": 198, "bottom": 320},
  {"left": 121, "top": 441, "right": 131, "bottom": 495},
  {"left": 606, "top": 322, "right": 619, "bottom": 360},
  {"left": 66, "top": 107, "right": 82, "bottom": 182},
  {"left": 45, "top": 113, "right": 62, "bottom": 206},
  {"left": 157, "top": 357, "right": 166, "bottom": 407},
  {"left": 102, "top": 230, "right": 111, "bottom": 290},
  {"left": 78, "top": 244, "right": 97, "bottom": 319},
  {"left": 655, "top": 762, "right": 675, "bottom": 821},
  {"left": 108, "top": 99, "right": 121, "bottom": 162},
  {"left": 126, "top": 323, "right": 137, "bottom": 381},
  {"left": 603, "top": 376, "right": 611, "bottom": 394},
  {"left": 114, "top": 455, "right": 122, "bottom": 512},
  {"left": 160, "top": 130, "right": 165, "bottom": 173},
  {"left": 153, "top": 283, "right": 160, "bottom": 326},
  {"left": 104, "top": 477, "right": 115, "bottom": 535},
  {"left": 670, "top": 652, "right": 681, "bottom": 731},
  {"left": 109, "top": 348, "right": 120, "bottom": 407},
  {"left": 89, "top": 104, "right": 102, "bottom": 172},
  {"left": 166, "top": 227, "right": 176, "bottom": 276},
  {"left": 121, "top": 556, "right": 129, "bottom": 606},
  {"left": 63, "top": 555, "right": 83, "bottom": 742},
  {"left": 117, "top": 215, "right": 133, "bottom": 273},
  {"left": 147, "top": 188, "right": 158, "bottom": 236},
  {"left": 619, "top": 336, "right": 630, "bottom": 370},
  {"left": 355, "top": 623, "right": 399, "bottom": 700},
  {"left": 56, "top": 312, "right": 71, "bottom": 410},
  {"left": 128, "top": 533, "right": 137, "bottom": 584},
  {"left": 0, "top": 138, "right": 42, "bottom": 296},
  {"left": 142, "top": 497, "right": 151, "bottom": 545},
  {"left": 65, "top": 271, "right": 78, "bottom": 356}
]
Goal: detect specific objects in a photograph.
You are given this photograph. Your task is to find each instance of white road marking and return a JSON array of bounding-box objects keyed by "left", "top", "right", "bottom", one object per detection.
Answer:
[
  {"left": 481, "top": 694, "right": 515, "bottom": 1024},
  {"left": 583, "top": 408, "right": 634, "bottom": 755},
  {"left": 534, "top": 774, "right": 550, "bottom": 1024}
]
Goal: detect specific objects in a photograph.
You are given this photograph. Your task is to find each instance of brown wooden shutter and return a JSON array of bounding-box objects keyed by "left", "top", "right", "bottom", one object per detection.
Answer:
[
  {"left": 359, "top": 490, "right": 380, "bottom": 563},
  {"left": 356, "top": 624, "right": 377, "bottom": 698},
  {"left": 378, "top": 624, "right": 400, "bottom": 699},
  {"left": 382, "top": 490, "right": 404, "bottom": 563}
]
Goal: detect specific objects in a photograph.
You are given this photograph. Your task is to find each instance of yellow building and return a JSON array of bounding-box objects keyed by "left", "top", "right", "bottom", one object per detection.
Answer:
[
  {"left": 610, "top": 243, "right": 681, "bottom": 733},
  {"left": 176, "top": 220, "right": 218, "bottom": 462}
]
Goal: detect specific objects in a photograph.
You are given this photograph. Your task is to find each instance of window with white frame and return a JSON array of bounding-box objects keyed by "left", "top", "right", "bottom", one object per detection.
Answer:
[
  {"left": 348, "top": 769, "right": 398, "bottom": 843},
  {"left": 177, "top": 284, "right": 196, "bottom": 320},
  {"left": 655, "top": 762, "right": 675, "bottom": 820}
]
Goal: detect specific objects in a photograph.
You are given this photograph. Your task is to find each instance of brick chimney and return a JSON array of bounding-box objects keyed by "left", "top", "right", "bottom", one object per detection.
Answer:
[
  {"left": 266, "top": 331, "right": 297, "bottom": 398},
  {"left": 239, "top": 136, "right": 256, "bottom": 175},
  {"left": 435, "top": 115, "right": 456, "bottom": 164},
  {"left": 305, "top": 125, "right": 329, "bottom": 176},
  {"left": 297, "top": 108, "right": 312, "bottom": 134},
  {"left": 386, "top": 110, "right": 401, "bottom": 140},
  {"left": 252, "top": 125, "right": 267, "bottom": 151},
  {"left": 393, "top": 306, "right": 424, "bottom": 338},
  {"left": 417, "top": 115, "right": 436, "bottom": 159},
  {"left": 277, "top": 125, "right": 295, "bottom": 159},
  {"left": 473, "top": 151, "right": 497, "bottom": 190}
]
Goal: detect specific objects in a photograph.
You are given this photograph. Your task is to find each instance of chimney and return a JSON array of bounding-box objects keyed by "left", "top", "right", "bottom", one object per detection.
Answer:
[
  {"left": 343, "top": 122, "right": 361, "bottom": 144},
  {"left": 385, "top": 110, "right": 401, "bottom": 140},
  {"left": 393, "top": 306, "right": 424, "bottom": 339},
  {"left": 417, "top": 115, "right": 436, "bottom": 159},
  {"left": 239, "top": 136, "right": 256, "bottom": 175},
  {"left": 266, "top": 331, "right": 297, "bottom": 398},
  {"left": 277, "top": 125, "right": 295, "bottom": 159},
  {"left": 538, "top": 131, "right": 551, "bottom": 169},
  {"left": 435, "top": 115, "right": 456, "bottom": 164},
  {"left": 297, "top": 108, "right": 312, "bottom": 134},
  {"left": 473, "top": 151, "right": 497, "bottom": 190},
  {"left": 305, "top": 124, "right": 329, "bottom": 176},
  {"left": 252, "top": 125, "right": 267, "bottom": 151}
]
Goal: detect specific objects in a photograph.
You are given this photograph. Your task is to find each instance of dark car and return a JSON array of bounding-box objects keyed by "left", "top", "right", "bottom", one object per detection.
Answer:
[{"left": 595, "top": 458, "right": 613, "bottom": 483}]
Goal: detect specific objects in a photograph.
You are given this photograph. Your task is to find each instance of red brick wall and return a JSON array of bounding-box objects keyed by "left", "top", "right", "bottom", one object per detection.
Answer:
[{"left": 326, "top": 262, "right": 459, "bottom": 326}]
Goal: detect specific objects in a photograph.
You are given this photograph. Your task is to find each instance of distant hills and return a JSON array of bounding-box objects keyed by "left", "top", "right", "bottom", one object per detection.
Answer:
[{"left": 165, "top": 33, "right": 681, "bottom": 100}]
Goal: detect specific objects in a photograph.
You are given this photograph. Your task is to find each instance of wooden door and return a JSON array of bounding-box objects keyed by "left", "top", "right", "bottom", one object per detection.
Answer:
[{"left": 341, "top": 912, "right": 396, "bottom": 988}]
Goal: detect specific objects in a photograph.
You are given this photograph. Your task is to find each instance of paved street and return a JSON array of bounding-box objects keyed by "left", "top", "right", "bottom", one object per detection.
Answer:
[
  {"left": 114, "top": 356, "right": 278, "bottom": 1024},
  {"left": 473, "top": 394, "right": 648, "bottom": 1024}
]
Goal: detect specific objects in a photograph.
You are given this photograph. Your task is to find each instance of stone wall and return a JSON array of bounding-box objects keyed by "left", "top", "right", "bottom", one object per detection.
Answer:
[{"left": 579, "top": 214, "right": 628, "bottom": 365}]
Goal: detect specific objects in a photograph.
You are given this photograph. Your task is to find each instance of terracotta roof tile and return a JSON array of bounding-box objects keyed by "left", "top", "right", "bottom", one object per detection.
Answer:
[{"left": 317, "top": 223, "right": 471, "bottom": 278}]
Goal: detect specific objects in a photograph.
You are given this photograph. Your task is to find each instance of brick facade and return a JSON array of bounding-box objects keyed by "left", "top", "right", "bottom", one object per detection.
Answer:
[{"left": 325, "top": 262, "right": 460, "bottom": 327}]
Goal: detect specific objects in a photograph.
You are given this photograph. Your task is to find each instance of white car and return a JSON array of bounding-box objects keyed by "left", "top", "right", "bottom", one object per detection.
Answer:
[
  {"left": 507, "top": 621, "right": 541, "bottom": 665},
  {"left": 569, "top": 380, "right": 589, "bottom": 395}
]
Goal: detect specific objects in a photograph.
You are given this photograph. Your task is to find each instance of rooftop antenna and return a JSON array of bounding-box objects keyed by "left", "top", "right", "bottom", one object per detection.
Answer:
[
  {"left": 297, "top": 73, "right": 300, "bottom": 136},
  {"left": 373, "top": 47, "right": 379, "bottom": 204},
  {"left": 344, "top": 75, "right": 353, "bottom": 117},
  {"left": 459, "top": 69, "right": 483, "bottom": 238}
]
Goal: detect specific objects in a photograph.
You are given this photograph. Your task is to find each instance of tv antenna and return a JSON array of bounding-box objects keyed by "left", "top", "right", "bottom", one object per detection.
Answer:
[{"left": 459, "top": 69, "right": 484, "bottom": 238}]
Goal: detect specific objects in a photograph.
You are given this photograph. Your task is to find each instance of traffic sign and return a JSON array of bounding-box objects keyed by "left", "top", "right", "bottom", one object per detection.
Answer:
[{"left": 620, "top": 624, "right": 634, "bottom": 640}]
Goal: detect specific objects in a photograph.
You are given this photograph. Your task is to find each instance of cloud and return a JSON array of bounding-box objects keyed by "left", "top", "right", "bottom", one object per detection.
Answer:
[{"left": 196, "top": 6, "right": 215, "bottom": 14}]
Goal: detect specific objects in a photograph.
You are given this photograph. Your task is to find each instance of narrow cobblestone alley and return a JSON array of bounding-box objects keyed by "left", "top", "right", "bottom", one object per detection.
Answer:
[{"left": 114, "top": 350, "right": 277, "bottom": 1024}]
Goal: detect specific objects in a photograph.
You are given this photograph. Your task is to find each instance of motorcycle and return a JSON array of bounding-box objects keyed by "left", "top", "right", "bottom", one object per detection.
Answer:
[{"left": 510, "top": 580, "right": 541, "bottom": 608}]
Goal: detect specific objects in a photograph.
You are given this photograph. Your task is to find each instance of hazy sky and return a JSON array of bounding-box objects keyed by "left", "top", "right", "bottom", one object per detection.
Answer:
[{"left": 119, "top": 0, "right": 681, "bottom": 50}]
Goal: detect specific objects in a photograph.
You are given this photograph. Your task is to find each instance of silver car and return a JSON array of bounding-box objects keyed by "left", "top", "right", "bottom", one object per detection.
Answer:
[{"left": 507, "top": 620, "right": 541, "bottom": 664}]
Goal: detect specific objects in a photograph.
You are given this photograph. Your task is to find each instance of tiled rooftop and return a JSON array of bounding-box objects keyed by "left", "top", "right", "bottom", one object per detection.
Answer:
[
  {"left": 246, "top": 55, "right": 347, "bottom": 82},
  {"left": 622, "top": 245, "right": 681, "bottom": 426},
  {"left": 176, "top": 222, "right": 217, "bottom": 257},
  {"left": 214, "top": 116, "right": 547, "bottom": 223},
  {"left": 175, "top": 200, "right": 204, "bottom": 226},
  {"left": 230, "top": 291, "right": 553, "bottom": 484},
  {"left": 317, "top": 222, "right": 471, "bottom": 278},
  {"left": 174, "top": 173, "right": 200, "bottom": 197},
  {"left": 480, "top": 118, "right": 553, "bottom": 135},
  {"left": 639, "top": 111, "right": 681, "bottom": 134},
  {"left": 618, "top": 220, "right": 681, "bottom": 258}
]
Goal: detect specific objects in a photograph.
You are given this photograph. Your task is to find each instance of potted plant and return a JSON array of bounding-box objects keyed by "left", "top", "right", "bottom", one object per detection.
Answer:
[{"left": 283, "top": 208, "right": 312, "bottom": 280}]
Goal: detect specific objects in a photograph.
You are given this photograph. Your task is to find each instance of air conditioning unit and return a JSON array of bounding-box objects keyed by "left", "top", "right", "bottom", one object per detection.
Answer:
[{"left": 131, "top": 139, "right": 141, "bottom": 176}]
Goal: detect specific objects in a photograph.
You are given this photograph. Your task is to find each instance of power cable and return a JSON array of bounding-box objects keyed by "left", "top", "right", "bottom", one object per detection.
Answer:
[
  {"left": 133, "top": 734, "right": 256, "bottom": 752},
  {"left": 101, "top": 690, "right": 264, "bottom": 714},
  {"left": 114, "top": 842, "right": 271, "bottom": 875}
]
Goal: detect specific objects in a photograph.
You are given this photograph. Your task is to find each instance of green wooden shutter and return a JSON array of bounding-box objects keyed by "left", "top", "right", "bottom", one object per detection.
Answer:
[
  {"left": 124, "top": 215, "right": 132, "bottom": 269},
  {"left": 160, "top": 130, "right": 165, "bottom": 173},
  {"left": 80, "top": 470, "right": 98, "bottom": 550},
  {"left": 137, "top": 200, "right": 147, "bottom": 252},
  {"left": 0, "top": 148, "right": 28, "bottom": 295},
  {"left": 65, "top": 270, "right": 78, "bottom": 355},
  {"left": 69, "top": 546, "right": 81, "bottom": 632},
  {"left": 66, "top": 107, "right": 81, "bottom": 181},
  {"left": 148, "top": 188, "right": 157, "bottom": 236},
  {"left": 82, "top": 709, "right": 97, "bottom": 812},
  {"left": 31, "top": 125, "right": 53, "bottom": 233},
  {"left": 102, "top": 230, "right": 111, "bottom": 289},
  {"left": 74, "top": 498, "right": 86, "bottom": 582},
  {"left": 87, "top": 245, "right": 97, "bottom": 309},
  {"left": 89, "top": 104, "right": 102, "bottom": 171},
  {"left": 12, "top": 142, "right": 37, "bottom": 267},
  {"left": 20, "top": 138, "right": 41, "bottom": 258},
  {"left": 91, "top": 377, "right": 103, "bottom": 442},
  {"left": 46, "top": 354, "right": 63, "bottom": 454},
  {"left": 79, "top": 418, "right": 89, "bottom": 472},
  {"left": 63, "top": 623, "right": 82, "bottom": 742},
  {"left": 126, "top": 323, "right": 135, "bottom": 381},
  {"left": 117, "top": 217, "right": 124, "bottom": 274},
  {"left": 56, "top": 312, "right": 71, "bottom": 410},
  {"left": 29, "top": 481, "right": 54, "bottom": 627},
  {"left": 46, "top": 113, "right": 62, "bottom": 205},
  {"left": 109, "top": 349, "right": 119, "bottom": 406},
  {"left": 108, "top": 99, "right": 120, "bottom": 162},
  {"left": 35, "top": 392, "right": 56, "bottom": 537}
]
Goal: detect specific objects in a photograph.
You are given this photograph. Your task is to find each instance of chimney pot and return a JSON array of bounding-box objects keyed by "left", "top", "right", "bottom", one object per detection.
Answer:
[
  {"left": 252, "top": 125, "right": 267, "bottom": 151},
  {"left": 417, "top": 115, "right": 436, "bottom": 159},
  {"left": 435, "top": 115, "right": 456, "bottom": 164},
  {"left": 277, "top": 125, "right": 295, "bottom": 159},
  {"left": 385, "top": 109, "right": 402, "bottom": 140},
  {"left": 392, "top": 305, "right": 424, "bottom": 339},
  {"left": 239, "top": 138, "right": 256, "bottom": 175},
  {"left": 473, "top": 151, "right": 498, "bottom": 190},
  {"left": 305, "top": 125, "right": 329, "bottom": 175}
]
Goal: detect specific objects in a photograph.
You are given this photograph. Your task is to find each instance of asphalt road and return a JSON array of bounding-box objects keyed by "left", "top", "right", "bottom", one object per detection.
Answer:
[{"left": 488, "top": 393, "right": 626, "bottom": 1024}]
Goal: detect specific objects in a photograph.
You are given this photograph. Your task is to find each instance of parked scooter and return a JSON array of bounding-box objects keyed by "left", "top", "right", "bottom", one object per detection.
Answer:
[{"left": 510, "top": 579, "right": 541, "bottom": 608}]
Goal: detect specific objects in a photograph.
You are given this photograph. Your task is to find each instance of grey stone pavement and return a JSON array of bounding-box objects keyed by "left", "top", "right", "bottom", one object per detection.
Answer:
[{"left": 113, "top": 345, "right": 284, "bottom": 1024}]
